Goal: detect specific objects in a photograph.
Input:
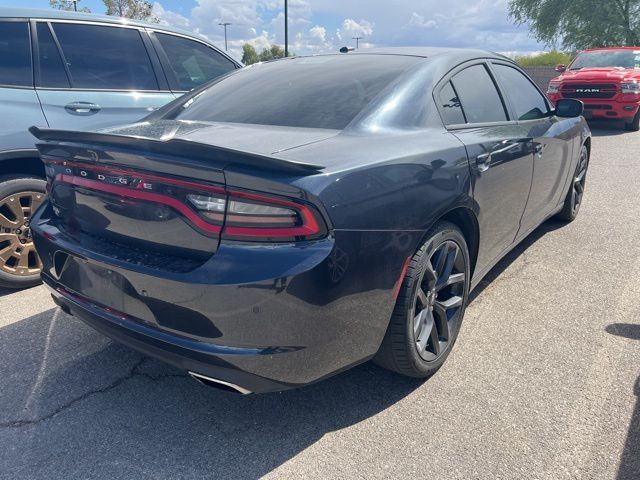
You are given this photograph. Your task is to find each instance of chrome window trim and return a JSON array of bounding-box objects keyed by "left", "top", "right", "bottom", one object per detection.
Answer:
[
  {"left": 0, "top": 84, "right": 35, "bottom": 90},
  {"left": 34, "top": 86, "right": 174, "bottom": 94}
]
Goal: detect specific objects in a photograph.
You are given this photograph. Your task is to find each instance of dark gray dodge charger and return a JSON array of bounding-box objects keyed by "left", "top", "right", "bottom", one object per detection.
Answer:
[{"left": 30, "top": 48, "right": 591, "bottom": 394}]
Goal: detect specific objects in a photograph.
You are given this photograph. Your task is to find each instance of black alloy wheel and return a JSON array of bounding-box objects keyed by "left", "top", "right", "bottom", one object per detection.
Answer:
[
  {"left": 413, "top": 240, "right": 466, "bottom": 361},
  {"left": 375, "top": 221, "right": 470, "bottom": 378},
  {"left": 556, "top": 145, "right": 589, "bottom": 222}
]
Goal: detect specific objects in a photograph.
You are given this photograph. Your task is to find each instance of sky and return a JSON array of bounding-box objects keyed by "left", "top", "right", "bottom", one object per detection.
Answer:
[{"left": 0, "top": 0, "right": 545, "bottom": 60}]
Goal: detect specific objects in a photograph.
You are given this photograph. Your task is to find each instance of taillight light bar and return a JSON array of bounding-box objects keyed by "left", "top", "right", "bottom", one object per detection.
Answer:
[
  {"left": 44, "top": 158, "right": 325, "bottom": 241},
  {"left": 184, "top": 190, "right": 322, "bottom": 239}
]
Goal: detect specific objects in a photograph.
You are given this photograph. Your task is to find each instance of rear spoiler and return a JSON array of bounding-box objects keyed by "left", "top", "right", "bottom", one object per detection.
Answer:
[{"left": 29, "top": 126, "right": 325, "bottom": 174}]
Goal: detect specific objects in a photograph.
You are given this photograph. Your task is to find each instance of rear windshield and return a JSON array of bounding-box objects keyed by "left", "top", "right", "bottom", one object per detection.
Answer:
[
  {"left": 570, "top": 50, "right": 640, "bottom": 70},
  {"left": 172, "top": 55, "right": 420, "bottom": 130}
]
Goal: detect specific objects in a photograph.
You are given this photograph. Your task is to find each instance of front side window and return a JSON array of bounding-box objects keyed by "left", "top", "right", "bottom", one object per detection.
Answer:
[
  {"left": 493, "top": 64, "right": 548, "bottom": 121},
  {"left": 451, "top": 64, "right": 507, "bottom": 124},
  {"left": 156, "top": 33, "right": 236, "bottom": 91},
  {"left": 51, "top": 23, "right": 158, "bottom": 90},
  {"left": 0, "top": 22, "right": 32, "bottom": 87}
]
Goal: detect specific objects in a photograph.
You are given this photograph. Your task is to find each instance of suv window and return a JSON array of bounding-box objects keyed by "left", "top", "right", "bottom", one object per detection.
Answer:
[
  {"left": 0, "top": 22, "right": 32, "bottom": 87},
  {"left": 156, "top": 33, "right": 236, "bottom": 91},
  {"left": 492, "top": 64, "right": 549, "bottom": 120},
  {"left": 51, "top": 23, "right": 158, "bottom": 90},
  {"left": 36, "top": 23, "right": 70, "bottom": 88},
  {"left": 451, "top": 64, "right": 507, "bottom": 124},
  {"left": 438, "top": 81, "right": 465, "bottom": 125}
]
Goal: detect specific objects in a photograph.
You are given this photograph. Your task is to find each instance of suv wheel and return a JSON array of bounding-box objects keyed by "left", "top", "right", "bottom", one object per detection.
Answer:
[{"left": 0, "top": 176, "right": 46, "bottom": 289}]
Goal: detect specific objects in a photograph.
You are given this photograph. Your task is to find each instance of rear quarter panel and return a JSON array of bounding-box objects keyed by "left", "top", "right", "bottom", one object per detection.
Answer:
[{"left": 223, "top": 129, "right": 474, "bottom": 362}]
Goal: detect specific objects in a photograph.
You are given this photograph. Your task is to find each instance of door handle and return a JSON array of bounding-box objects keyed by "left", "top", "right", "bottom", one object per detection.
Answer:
[
  {"left": 476, "top": 152, "right": 492, "bottom": 172},
  {"left": 65, "top": 102, "right": 101, "bottom": 115},
  {"left": 476, "top": 141, "right": 521, "bottom": 172}
]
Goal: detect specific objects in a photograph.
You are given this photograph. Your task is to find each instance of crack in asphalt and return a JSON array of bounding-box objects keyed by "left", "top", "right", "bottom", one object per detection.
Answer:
[{"left": 0, "top": 358, "right": 188, "bottom": 429}]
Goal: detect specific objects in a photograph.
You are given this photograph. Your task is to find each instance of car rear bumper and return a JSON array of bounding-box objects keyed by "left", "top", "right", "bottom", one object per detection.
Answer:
[
  {"left": 32, "top": 203, "right": 413, "bottom": 393},
  {"left": 44, "top": 275, "right": 288, "bottom": 393}
]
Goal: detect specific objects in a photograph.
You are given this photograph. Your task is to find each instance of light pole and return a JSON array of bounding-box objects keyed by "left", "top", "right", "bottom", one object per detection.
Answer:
[
  {"left": 352, "top": 36, "right": 363, "bottom": 49},
  {"left": 284, "top": 0, "right": 289, "bottom": 57},
  {"left": 70, "top": 0, "right": 78, "bottom": 11},
  {"left": 218, "top": 22, "right": 231, "bottom": 51}
]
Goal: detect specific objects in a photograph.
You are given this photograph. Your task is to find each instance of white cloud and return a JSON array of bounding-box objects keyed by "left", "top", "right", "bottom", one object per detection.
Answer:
[
  {"left": 408, "top": 12, "right": 437, "bottom": 30},
  {"left": 153, "top": 2, "right": 191, "bottom": 31},
  {"left": 309, "top": 25, "right": 327, "bottom": 42},
  {"left": 340, "top": 18, "right": 374, "bottom": 38},
  {"left": 152, "top": 0, "right": 544, "bottom": 60}
]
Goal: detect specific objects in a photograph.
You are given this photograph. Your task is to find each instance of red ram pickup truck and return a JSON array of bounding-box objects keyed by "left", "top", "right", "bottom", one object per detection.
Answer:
[{"left": 547, "top": 47, "right": 640, "bottom": 131}]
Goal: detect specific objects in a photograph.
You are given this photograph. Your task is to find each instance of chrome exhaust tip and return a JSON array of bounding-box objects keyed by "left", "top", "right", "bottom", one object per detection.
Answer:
[{"left": 188, "top": 371, "right": 252, "bottom": 395}]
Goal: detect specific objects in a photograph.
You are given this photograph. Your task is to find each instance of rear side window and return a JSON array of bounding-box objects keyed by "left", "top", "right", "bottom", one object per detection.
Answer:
[
  {"left": 0, "top": 22, "right": 32, "bottom": 87},
  {"left": 51, "top": 23, "right": 158, "bottom": 90},
  {"left": 438, "top": 81, "right": 465, "bottom": 125},
  {"left": 156, "top": 33, "right": 236, "bottom": 91},
  {"left": 36, "top": 23, "right": 70, "bottom": 88},
  {"left": 451, "top": 64, "right": 507, "bottom": 124},
  {"left": 492, "top": 64, "right": 549, "bottom": 120}
]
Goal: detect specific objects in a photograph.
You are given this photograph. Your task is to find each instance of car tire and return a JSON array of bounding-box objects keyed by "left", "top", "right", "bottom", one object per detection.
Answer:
[
  {"left": 0, "top": 175, "right": 46, "bottom": 289},
  {"left": 374, "top": 221, "right": 470, "bottom": 378},
  {"left": 625, "top": 112, "right": 640, "bottom": 131},
  {"left": 555, "top": 145, "right": 589, "bottom": 223}
]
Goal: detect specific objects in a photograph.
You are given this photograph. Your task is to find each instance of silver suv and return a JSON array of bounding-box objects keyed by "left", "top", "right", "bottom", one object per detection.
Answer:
[{"left": 0, "top": 7, "right": 241, "bottom": 288}]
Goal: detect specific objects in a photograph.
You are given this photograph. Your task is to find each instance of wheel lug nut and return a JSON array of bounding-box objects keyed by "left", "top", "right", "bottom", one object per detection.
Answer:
[{"left": 20, "top": 239, "right": 26, "bottom": 244}]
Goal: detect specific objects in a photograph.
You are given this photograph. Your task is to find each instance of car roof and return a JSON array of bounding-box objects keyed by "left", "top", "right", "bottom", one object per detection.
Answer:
[
  {"left": 0, "top": 6, "right": 199, "bottom": 40},
  {"left": 342, "top": 46, "right": 511, "bottom": 62}
]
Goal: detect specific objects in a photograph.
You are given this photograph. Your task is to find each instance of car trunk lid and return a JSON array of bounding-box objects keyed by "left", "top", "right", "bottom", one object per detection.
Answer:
[{"left": 30, "top": 122, "right": 328, "bottom": 269}]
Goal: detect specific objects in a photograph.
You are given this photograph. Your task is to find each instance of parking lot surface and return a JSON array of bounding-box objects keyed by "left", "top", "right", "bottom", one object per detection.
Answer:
[{"left": 0, "top": 123, "right": 638, "bottom": 480}]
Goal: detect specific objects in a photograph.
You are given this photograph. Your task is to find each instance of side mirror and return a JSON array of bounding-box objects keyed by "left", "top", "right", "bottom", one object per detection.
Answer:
[
  {"left": 555, "top": 64, "right": 567, "bottom": 72},
  {"left": 555, "top": 99, "right": 584, "bottom": 118}
]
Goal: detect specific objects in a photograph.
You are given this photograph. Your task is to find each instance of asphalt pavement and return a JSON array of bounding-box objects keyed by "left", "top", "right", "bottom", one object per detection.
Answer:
[{"left": 0, "top": 121, "right": 638, "bottom": 479}]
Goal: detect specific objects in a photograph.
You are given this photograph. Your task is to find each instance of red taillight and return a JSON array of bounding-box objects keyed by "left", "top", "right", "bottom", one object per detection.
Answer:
[
  {"left": 187, "top": 189, "right": 322, "bottom": 240},
  {"left": 45, "top": 158, "right": 325, "bottom": 242}
]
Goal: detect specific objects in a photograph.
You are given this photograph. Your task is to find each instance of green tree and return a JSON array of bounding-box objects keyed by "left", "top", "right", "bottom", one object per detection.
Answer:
[
  {"left": 103, "top": 0, "right": 158, "bottom": 22},
  {"left": 258, "top": 44, "right": 286, "bottom": 62},
  {"left": 242, "top": 44, "right": 260, "bottom": 65},
  {"left": 241, "top": 43, "right": 289, "bottom": 65},
  {"left": 49, "top": 0, "right": 91, "bottom": 12},
  {"left": 509, "top": 0, "right": 640, "bottom": 49},
  {"left": 514, "top": 50, "right": 574, "bottom": 67}
]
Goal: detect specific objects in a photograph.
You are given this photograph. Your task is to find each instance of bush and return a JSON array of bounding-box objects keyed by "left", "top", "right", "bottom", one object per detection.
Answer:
[{"left": 514, "top": 50, "right": 574, "bottom": 67}]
